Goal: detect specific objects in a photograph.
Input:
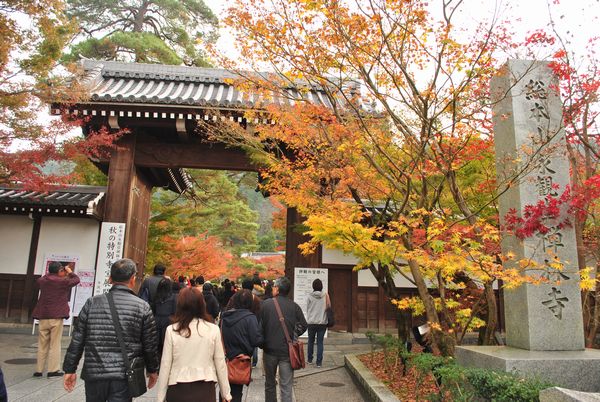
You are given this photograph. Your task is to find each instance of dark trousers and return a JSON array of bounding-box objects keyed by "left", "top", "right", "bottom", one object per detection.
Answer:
[
  {"left": 0, "top": 367, "right": 7, "bottom": 402},
  {"left": 230, "top": 383, "right": 244, "bottom": 402},
  {"left": 166, "top": 380, "right": 216, "bottom": 402},
  {"left": 252, "top": 346, "right": 258, "bottom": 366},
  {"left": 307, "top": 324, "right": 327, "bottom": 365},
  {"left": 263, "top": 352, "right": 293, "bottom": 402},
  {"left": 84, "top": 379, "right": 130, "bottom": 402}
]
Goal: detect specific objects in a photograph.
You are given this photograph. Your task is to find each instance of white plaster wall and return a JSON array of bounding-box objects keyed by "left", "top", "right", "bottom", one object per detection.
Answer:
[
  {"left": 0, "top": 215, "right": 33, "bottom": 274},
  {"left": 35, "top": 217, "right": 100, "bottom": 275},
  {"left": 357, "top": 268, "right": 417, "bottom": 288},
  {"left": 322, "top": 246, "right": 360, "bottom": 265}
]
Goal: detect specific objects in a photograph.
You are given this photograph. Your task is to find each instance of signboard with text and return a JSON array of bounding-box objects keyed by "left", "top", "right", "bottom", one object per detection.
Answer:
[
  {"left": 73, "top": 270, "right": 95, "bottom": 315},
  {"left": 294, "top": 267, "right": 328, "bottom": 337},
  {"left": 93, "top": 222, "right": 126, "bottom": 295}
]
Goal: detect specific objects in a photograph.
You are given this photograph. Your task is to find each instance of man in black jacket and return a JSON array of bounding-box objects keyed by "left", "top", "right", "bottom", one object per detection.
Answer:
[
  {"left": 259, "top": 277, "right": 307, "bottom": 402},
  {"left": 63, "top": 259, "right": 159, "bottom": 401},
  {"left": 138, "top": 263, "right": 166, "bottom": 305}
]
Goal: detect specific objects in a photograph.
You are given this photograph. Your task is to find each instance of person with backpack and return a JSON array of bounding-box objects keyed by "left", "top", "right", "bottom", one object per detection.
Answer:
[{"left": 138, "top": 263, "right": 167, "bottom": 305}]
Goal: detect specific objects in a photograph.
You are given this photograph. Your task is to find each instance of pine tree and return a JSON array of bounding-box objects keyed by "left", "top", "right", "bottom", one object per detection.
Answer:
[{"left": 64, "top": 0, "right": 218, "bottom": 65}]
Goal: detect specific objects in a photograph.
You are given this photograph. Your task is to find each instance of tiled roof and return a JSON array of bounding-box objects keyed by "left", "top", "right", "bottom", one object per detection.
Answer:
[
  {"left": 74, "top": 60, "right": 341, "bottom": 111},
  {"left": 0, "top": 186, "right": 106, "bottom": 218}
]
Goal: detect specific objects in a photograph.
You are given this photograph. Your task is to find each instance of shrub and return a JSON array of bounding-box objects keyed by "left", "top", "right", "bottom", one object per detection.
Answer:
[{"left": 363, "top": 333, "right": 554, "bottom": 402}]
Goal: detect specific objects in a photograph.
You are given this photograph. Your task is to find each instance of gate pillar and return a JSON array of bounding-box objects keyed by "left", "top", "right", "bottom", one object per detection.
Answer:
[
  {"left": 103, "top": 133, "right": 152, "bottom": 280},
  {"left": 284, "top": 208, "right": 320, "bottom": 297}
]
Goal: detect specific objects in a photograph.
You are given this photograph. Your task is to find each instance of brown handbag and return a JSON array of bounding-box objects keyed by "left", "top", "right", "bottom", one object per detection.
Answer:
[
  {"left": 226, "top": 354, "right": 252, "bottom": 385},
  {"left": 273, "top": 298, "right": 305, "bottom": 370},
  {"left": 220, "top": 321, "right": 252, "bottom": 385}
]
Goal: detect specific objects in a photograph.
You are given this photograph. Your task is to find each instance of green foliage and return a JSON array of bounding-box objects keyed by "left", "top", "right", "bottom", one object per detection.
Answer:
[
  {"left": 64, "top": 0, "right": 218, "bottom": 65},
  {"left": 257, "top": 232, "right": 277, "bottom": 251},
  {"left": 146, "top": 170, "right": 259, "bottom": 271},
  {"left": 65, "top": 33, "right": 182, "bottom": 64},
  {"left": 70, "top": 156, "right": 107, "bottom": 186},
  {"left": 463, "top": 368, "right": 552, "bottom": 402},
  {"left": 363, "top": 333, "right": 552, "bottom": 401}
]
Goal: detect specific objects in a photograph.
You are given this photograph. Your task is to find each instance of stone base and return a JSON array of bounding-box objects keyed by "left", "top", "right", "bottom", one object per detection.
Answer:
[
  {"left": 539, "top": 387, "right": 600, "bottom": 402},
  {"left": 455, "top": 346, "right": 600, "bottom": 392}
]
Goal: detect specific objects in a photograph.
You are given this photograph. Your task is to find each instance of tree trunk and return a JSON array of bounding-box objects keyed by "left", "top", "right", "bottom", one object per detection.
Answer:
[
  {"left": 369, "top": 263, "right": 412, "bottom": 344},
  {"left": 585, "top": 263, "right": 600, "bottom": 347},
  {"left": 482, "top": 282, "right": 498, "bottom": 345},
  {"left": 407, "top": 258, "right": 455, "bottom": 355},
  {"left": 397, "top": 308, "right": 411, "bottom": 344},
  {"left": 133, "top": 1, "right": 149, "bottom": 32}
]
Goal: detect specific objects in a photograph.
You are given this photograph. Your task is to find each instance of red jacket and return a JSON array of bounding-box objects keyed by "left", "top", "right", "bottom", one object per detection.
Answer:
[{"left": 32, "top": 273, "right": 80, "bottom": 319}]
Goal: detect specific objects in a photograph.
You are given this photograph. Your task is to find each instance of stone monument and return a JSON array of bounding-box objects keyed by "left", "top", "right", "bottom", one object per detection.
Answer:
[{"left": 455, "top": 60, "right": 600, "bottom": 392}]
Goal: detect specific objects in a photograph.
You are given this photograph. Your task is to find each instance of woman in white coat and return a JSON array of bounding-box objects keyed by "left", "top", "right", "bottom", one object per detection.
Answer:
[{"left": 157, "top": 287, "right": 231, "bottom": 402}]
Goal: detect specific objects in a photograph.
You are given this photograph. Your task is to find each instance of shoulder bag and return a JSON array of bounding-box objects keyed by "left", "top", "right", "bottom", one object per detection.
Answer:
[
  {"left": 106, "top": 292, "right": 147, "bottom": 398},
  {"left": 325, "top": 293, "right": 335, "bottom": 328},
  {"left": 220, "top": 319, "right": 252, "bottom": 385},
  {"left": 273, "top": 298, "right": 305, "bottom": 370}
]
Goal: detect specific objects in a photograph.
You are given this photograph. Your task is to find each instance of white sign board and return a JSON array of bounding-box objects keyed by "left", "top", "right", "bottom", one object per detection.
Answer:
[
  {"left": 73, "top": 269, "right": 95, "bottom": 316},
  {"left": 294, "top": 267, "right": 328, "bottom": 337},
  {"left": 93, "top": 222, "right": 126, "bottom": 295}
]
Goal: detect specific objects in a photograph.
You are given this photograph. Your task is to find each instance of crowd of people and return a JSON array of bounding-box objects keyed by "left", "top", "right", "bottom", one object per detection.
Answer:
[{"left": 29, "top": 258, "right": 332, "bottom": 402}]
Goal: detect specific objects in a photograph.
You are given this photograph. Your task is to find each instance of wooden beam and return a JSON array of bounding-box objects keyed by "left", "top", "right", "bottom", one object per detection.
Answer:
[
  {"left": 104, "top": 134, "right": 136, "bottom": 223},
  {"left": 135, "top": 141, "right": 257, "bottom": 172},
  {"left": 21, "top": 215, "right": 41, "bottom": 323}
]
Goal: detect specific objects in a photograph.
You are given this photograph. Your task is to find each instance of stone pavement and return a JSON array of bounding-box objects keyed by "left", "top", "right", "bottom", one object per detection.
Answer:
[{"left": 1, "top": 326, "right": 372, "bottom": 401}]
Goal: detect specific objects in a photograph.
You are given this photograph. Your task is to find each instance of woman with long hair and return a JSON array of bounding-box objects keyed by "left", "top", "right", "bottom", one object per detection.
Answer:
[
  {"left": 156, "top": 287, "right": 231, "bottom": 402},
  {"left": 221, "top": 290, "right": 263, "bottom": 402}
]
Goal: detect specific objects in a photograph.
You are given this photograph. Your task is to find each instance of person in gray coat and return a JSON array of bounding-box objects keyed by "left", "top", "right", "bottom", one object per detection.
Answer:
[{"left": 306, "top": 279, "right": 329, "bottom": 367}]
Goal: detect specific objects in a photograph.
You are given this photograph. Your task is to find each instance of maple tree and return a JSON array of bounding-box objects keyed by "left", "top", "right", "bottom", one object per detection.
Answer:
[
  {"left": 0, "top": 0, "right": 117, "bottom": 188},
  {"left": 210, "top": 0, "right": 598, "bottom": 355},
  {"left": 165, "top": 234, "right": 234, "bottom": 280},
  {"left": 145, "top": 170, "right": 260, "bottom": 275},
  {"left": 0, "top": 0, "right": 123, "bottom": 190}
]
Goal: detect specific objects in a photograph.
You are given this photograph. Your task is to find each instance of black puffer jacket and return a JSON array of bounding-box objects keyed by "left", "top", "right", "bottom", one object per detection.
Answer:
[
  {"left": 221, "top": 309, "right": 263, "bottom": 360},
  {"left": 63, "top": 285, "right": 159, "bottom": 380}
]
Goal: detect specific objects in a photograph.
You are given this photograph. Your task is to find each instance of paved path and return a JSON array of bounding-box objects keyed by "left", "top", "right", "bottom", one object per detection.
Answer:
[{"left": 0, "top": 327, "right": 371, "bottom": 401}]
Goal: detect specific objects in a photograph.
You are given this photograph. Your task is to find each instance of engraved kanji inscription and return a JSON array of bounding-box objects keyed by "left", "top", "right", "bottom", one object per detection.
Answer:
[{"left": 541, "top": 287, "right": 569, "bottom": 319}]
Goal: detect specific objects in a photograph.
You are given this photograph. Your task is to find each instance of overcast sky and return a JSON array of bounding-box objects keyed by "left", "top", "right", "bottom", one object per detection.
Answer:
[{"left": 203, "top": 0, "right": 600, "bottom": 63}]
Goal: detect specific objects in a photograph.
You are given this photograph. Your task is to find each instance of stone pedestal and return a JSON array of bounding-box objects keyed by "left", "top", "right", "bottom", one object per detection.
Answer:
[{"left": 456, "top": 346, "right": 600, "bottom": 392}]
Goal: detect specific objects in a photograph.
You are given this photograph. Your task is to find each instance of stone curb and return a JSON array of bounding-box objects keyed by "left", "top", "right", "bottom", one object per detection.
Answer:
[{"left": 344, "top": 354, "right": 400, "bottom": 402}]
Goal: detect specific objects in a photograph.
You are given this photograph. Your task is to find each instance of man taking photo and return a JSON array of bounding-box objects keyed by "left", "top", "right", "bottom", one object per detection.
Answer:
[{"left": 32, "top": 261, "right": 80, "bottom": 378}]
